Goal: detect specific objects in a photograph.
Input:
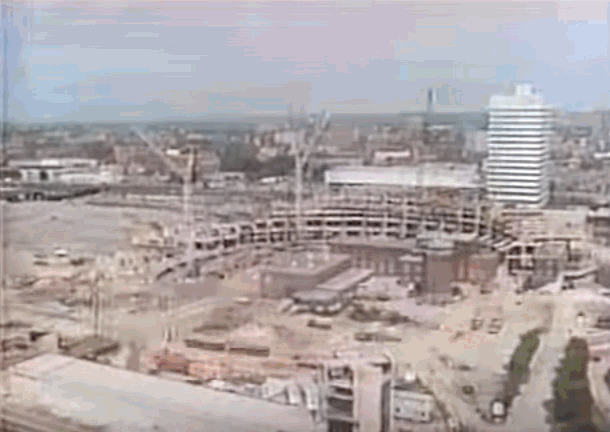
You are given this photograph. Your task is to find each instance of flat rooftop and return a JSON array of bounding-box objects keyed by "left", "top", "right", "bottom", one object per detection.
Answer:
[
  {"left": 11, "top": 353, "right": 317, "bottom": 432},
  {"left": 292, "top": 289, "right": 340, "bottom": 303},
  {"left": 265, "top": 251, "right": 350, "bottom": 275},
  {"left": 317, "top": 268, "right": 374, "bottom": 292}
]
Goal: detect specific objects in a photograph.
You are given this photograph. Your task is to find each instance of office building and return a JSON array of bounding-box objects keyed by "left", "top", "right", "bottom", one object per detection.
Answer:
[{"left": 486, "top": 83, "right": 555, "bottom": 208}]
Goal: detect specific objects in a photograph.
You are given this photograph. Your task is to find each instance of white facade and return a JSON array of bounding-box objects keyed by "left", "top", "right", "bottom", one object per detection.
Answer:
[
  {"left": 324, "top": 163, "right": 482, "bottom": 190},
  {"left": 486, "top": 83, "right": 555, "bottom": 208}
]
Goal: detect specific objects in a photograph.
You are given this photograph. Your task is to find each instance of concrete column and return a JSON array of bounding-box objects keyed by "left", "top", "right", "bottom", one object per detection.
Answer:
[
  {"left": 399, "top": 195, "right": 405, "bottom": 239},
  {"left": 382, "top": 209, "right": 388, "bottom": 238}
]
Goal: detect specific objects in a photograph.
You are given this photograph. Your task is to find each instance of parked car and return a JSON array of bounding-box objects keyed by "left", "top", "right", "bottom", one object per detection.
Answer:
[
  {"left": 471, "top": 318, "right": 484, "bottom": 331},
  {"left": 308, "top": 318, "right": 332, "bottom": 330},
  {"left": 354, "top": 332, "right": 375, "bottom": 342},
  {"left": 488, "top": 318, "right": 503, "bottom": 334}
]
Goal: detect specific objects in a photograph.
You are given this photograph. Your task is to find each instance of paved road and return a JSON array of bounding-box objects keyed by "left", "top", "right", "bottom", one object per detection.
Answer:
[
  {"left": 417, "top": 271, "right": 577, "bottom": 432},
  {"left": 507, "top": 294, "right": 573, "bottom": 432}
]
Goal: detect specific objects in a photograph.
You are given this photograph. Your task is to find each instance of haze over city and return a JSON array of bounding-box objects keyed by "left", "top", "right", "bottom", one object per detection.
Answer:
[
  {"left": 3, "top": 2, "right": 610, "bottom": 432},
  {"left": 3, "top": 0, "right": 610, "bottom": 122}
]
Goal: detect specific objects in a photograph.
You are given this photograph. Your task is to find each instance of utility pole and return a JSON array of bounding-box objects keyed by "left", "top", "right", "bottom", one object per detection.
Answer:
[{"left": 184, "top": 145, "right": 197, "bottom": 279}]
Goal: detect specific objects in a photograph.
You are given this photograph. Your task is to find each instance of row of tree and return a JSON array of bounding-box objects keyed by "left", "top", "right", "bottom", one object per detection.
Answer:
[
  {"left": 552, "top": 337, "right": 598, "bottom": 431},
  {"left": 219, "top": 141, "right": 296, "bottom": 180},
  {"left": 504, "top": 328, "right": 544, "bottom": 406}
]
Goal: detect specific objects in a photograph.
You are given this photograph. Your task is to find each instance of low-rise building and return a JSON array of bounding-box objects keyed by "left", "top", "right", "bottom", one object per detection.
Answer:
[
  {"left": 330, "top": 237, "right": 499, "bottom": 299},
  {"left": 10, "top": 353, "right": 318, "bottom": 432},
  {"left": 292, "top": 268, "right": 374, "bottom": 315},
  {"left": 6, "top": 158, "right": 102, "bottom": 183},
  {"left": 587, "top": 208, "right": 610, "bottom": 247},
  {"left": 259, "top": 250, "right": 352, "bottom": 299},
  {"left": 393, "top": 378, "right": 436, "bottom": 425}
]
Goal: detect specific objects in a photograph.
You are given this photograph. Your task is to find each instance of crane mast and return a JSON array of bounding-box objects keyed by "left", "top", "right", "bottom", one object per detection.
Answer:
[
  {"left": 184, "top": 146, "right": 197, "bottom": 279},
  {"left": 131, "top": 127, "right": 198, "bottom": 280},
  {"left": 291, "top": 109, "right": 329, "bottom": 243},
  {"left": 131, "top": 127, "right": 201, "bottom": 345}
]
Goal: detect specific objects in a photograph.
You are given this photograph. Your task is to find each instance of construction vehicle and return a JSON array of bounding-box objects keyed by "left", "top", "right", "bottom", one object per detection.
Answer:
[
  {"left": 487, "top": 318, "right": 503, "bottom": 335},
  {"left": 307, "top": 317, "right": 332, "bottom": 330}
]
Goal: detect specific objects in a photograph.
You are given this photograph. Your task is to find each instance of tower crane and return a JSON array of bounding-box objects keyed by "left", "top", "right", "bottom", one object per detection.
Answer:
[
  {"left": 131, "top": 127, "right": 200, "bottom": 346},
  {"left": 291, "top": 109, "right": 330, "bottom": 243},
  {"left": 131, "top": 126, "right": 199, "bottom": 281}
]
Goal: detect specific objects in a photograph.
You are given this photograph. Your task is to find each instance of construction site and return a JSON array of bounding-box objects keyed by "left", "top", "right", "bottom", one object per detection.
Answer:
[{"left": 2, "top": 107, "right": 610, "bottom": 432}]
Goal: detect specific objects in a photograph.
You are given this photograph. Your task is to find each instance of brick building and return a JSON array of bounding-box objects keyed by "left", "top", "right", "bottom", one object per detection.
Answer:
[{"left": 330, "top": 237, "right": 499, "bottom": 298}]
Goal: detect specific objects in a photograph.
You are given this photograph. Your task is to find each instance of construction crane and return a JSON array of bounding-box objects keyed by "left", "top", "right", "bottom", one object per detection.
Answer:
[
  {"left": 131, "top": 127, "right": 201, "bottom": 347},
  {"left": 291, "top": 109, "right": 330, "bottom": 243},
  {"left": 131, "top": 126, "right": 199, "bottom": 281}
]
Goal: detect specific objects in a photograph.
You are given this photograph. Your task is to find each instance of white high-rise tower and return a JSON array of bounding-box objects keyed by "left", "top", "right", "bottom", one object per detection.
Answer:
[{"left": 485, "top": 83, "right": 555, "bottom": 208}]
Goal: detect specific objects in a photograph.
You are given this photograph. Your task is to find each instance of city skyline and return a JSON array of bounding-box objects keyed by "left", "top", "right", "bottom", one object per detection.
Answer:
[{"left": 2, "top": 0, "right": 610, "bottom": 122}]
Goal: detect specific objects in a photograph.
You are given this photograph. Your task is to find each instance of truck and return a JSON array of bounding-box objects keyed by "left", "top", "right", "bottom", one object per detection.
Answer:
[{"left": 307, "top": 317, "right": 332, "bottom": 330}]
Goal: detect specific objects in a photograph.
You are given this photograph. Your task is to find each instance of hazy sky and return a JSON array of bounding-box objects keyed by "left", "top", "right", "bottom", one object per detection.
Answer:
[{"left": 2, "top": 0, "right": 610, "bottom": 122}]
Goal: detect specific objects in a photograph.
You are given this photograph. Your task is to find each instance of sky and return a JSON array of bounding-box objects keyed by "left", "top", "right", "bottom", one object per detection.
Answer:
[{"left": 2, "top": 0, "right": 610, "bottom": 122}]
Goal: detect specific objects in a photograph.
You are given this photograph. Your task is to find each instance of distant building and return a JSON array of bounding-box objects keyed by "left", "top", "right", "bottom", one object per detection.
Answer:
[
  {"left": 324, "top": 163, "right": 483, "bottom": 193},
  {"left": 486, "top": 83, "right": 555, "bottom": 208},
  {"left": 205, "top": 171, "right": 247, "bottom": 189},
  {"left": 466, "top": 129, "right": 488, "bottom": 154},
  {"left": 371, "top": 148, "right": 415, "bottom": 166},
  {"left": 6, "top": 158, "right": 105, "bottom": 184},
  {"left": 587, "top": 208, "right": 610, "bottom": 247},
  {"left": 308, "top": 151, "right": 364, "bottom": 174}
]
